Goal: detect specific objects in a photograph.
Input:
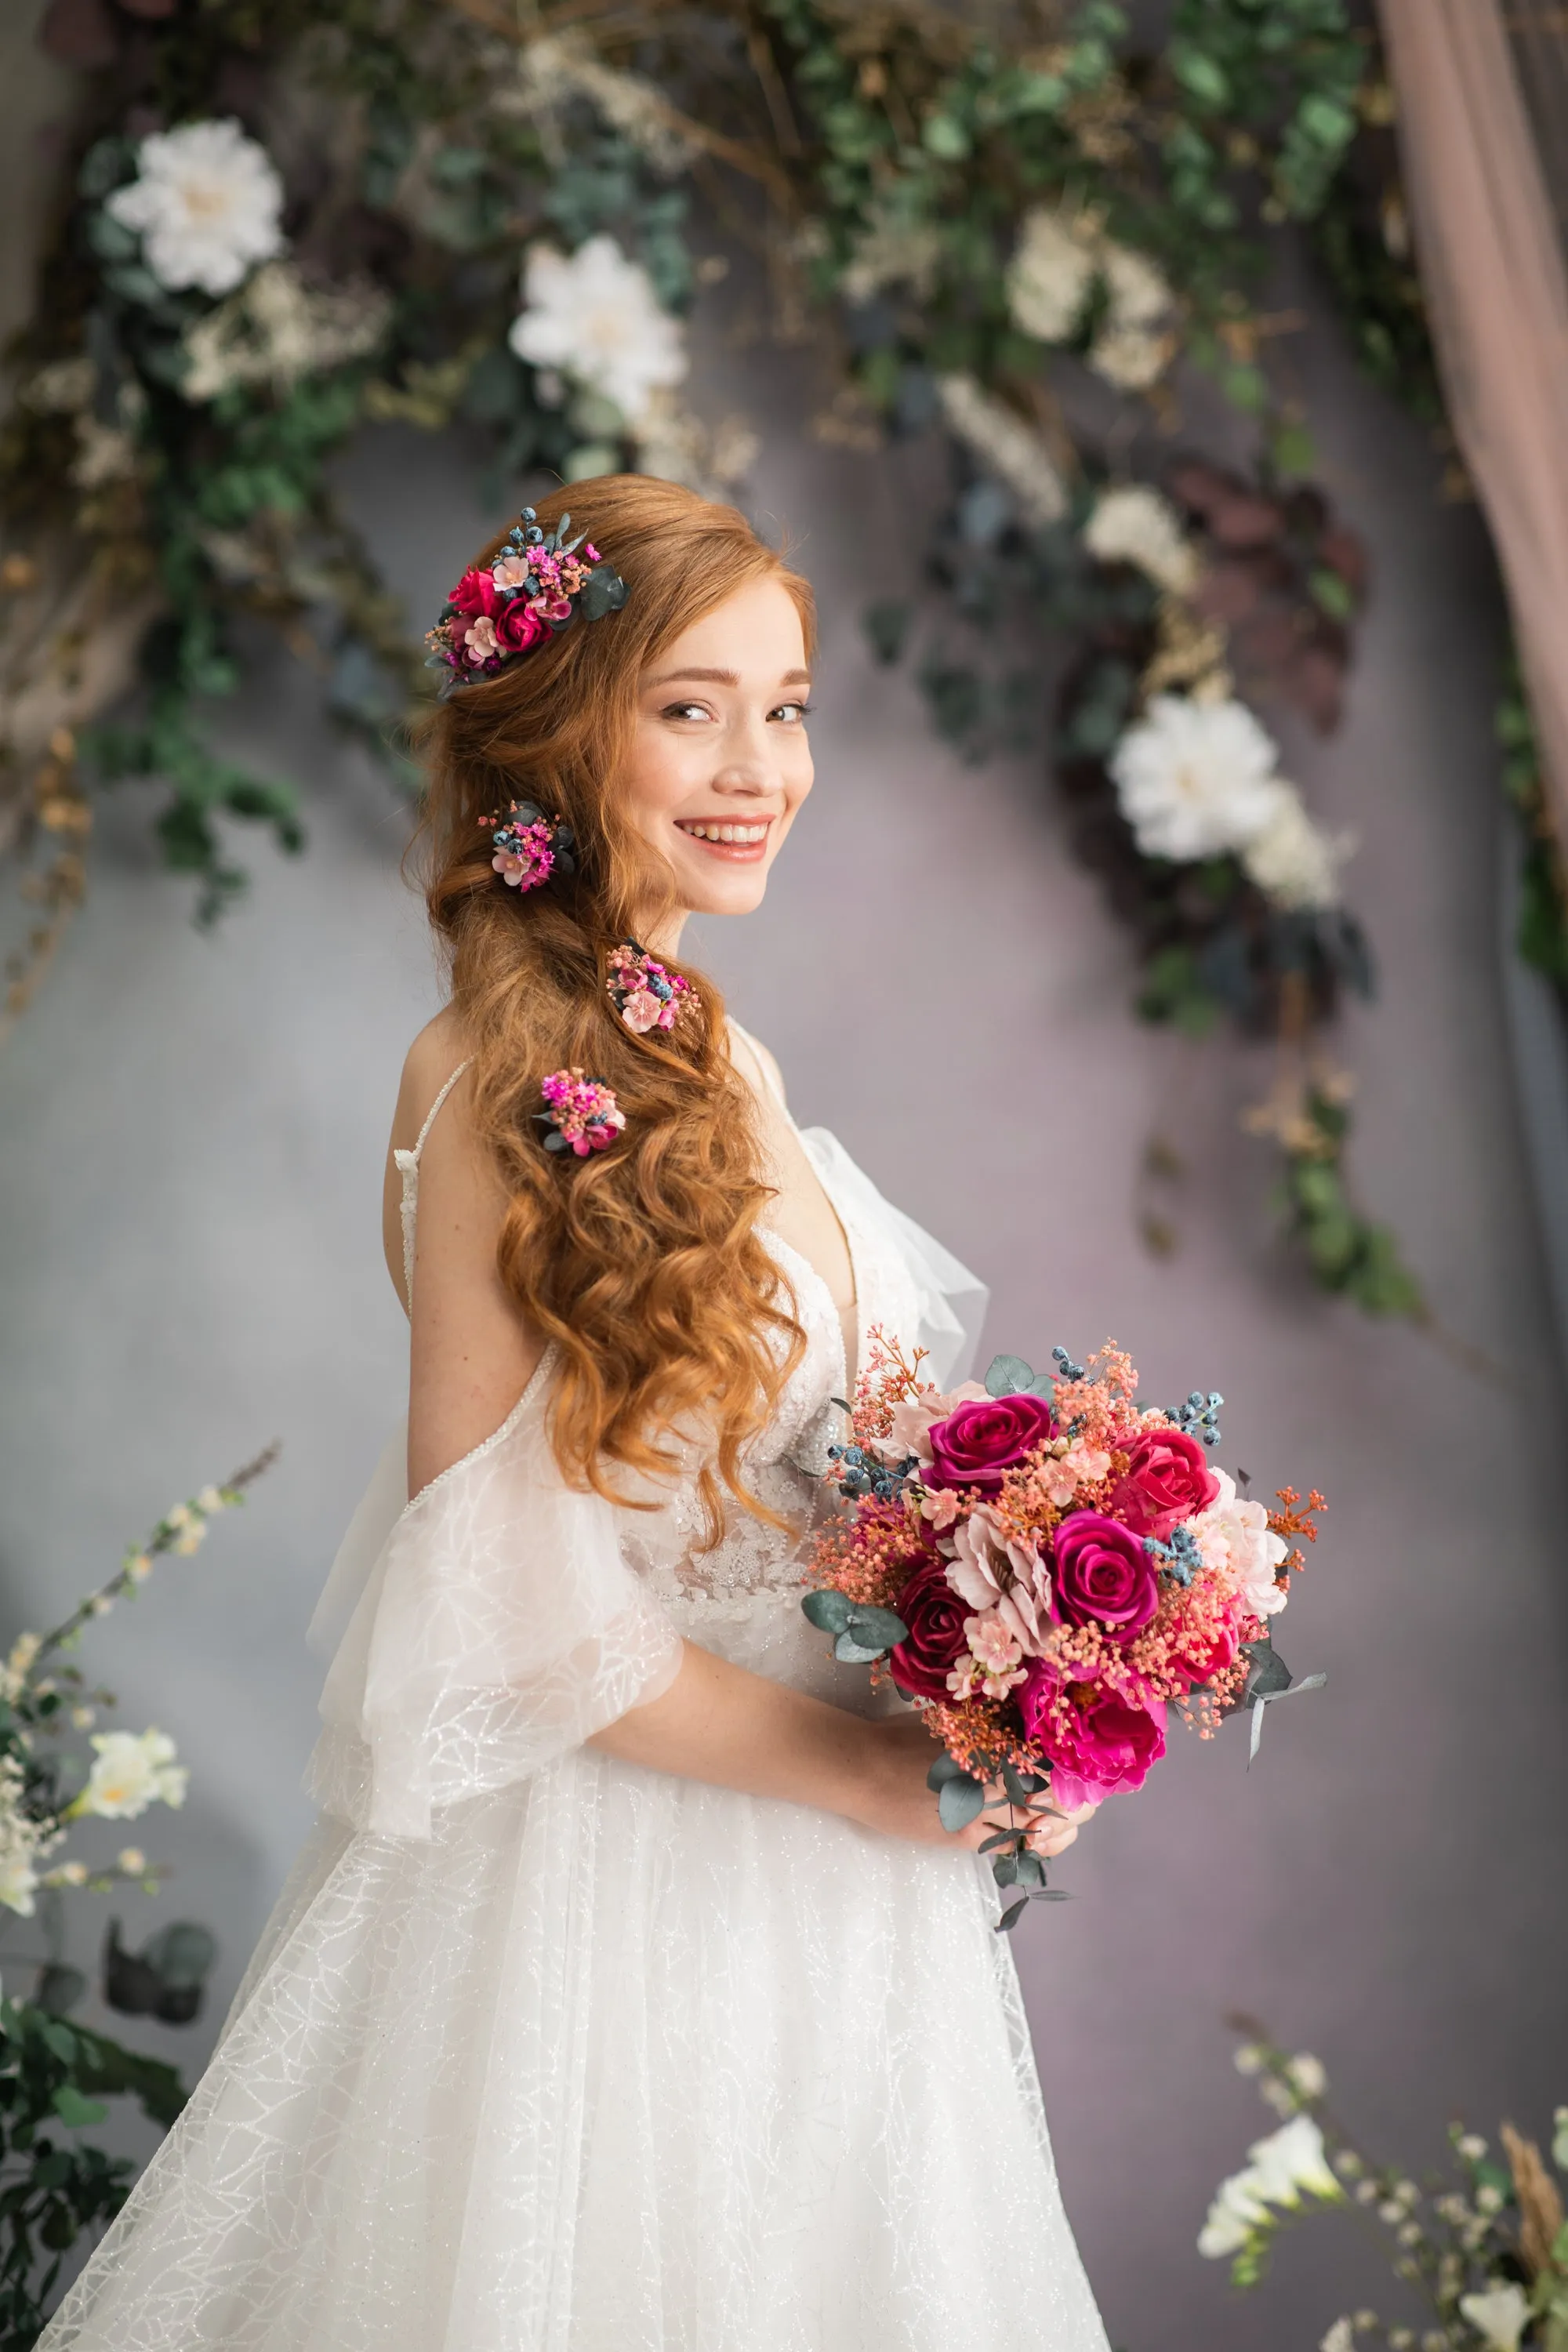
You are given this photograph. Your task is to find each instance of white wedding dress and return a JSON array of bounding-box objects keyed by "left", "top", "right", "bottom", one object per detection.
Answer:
[{"left": 40, "top": 1047, "right": 1109, "bottom": 2352}]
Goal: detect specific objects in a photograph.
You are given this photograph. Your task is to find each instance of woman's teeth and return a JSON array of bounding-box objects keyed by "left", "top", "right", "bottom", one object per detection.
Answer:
[{"left": 677, "top": 821, "right": 769, "bottom": 843}]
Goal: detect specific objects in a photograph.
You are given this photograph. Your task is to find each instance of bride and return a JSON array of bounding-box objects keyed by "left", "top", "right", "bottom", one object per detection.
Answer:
[{"left": 41, "top": 477, "right": 1109, "bottom": 2350}]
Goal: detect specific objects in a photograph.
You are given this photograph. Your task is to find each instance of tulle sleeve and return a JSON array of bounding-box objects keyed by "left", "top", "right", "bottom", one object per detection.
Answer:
[
  {"left": 307, "top": 1357, "right": 684, "bottom": 1840},
  {"left": 797, "top": 1127, "right": 990, "bottom": 1388}
]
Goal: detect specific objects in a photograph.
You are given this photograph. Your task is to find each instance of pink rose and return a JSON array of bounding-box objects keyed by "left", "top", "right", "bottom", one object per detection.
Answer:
[
  {"left": 1109, "top": 1427, "right": 1220, "bottom": 1541},
  {"left": 495, "top": 601, "right": 549, "bottom": 655},
  {"left": 888, "top": 1550, "right": 972, "bottom": 1702},
  {"left": 448, "top": 567, "right": 500, "bottom": 619},
  {"left": 1018, "top": 1660, "right": 1166, "bottom": 1806},
  {"left": 1051, "top": 1510, "right": 1160, "bottom": 1641},
  {"left": 926, "top": 1392, "right": 1055, "bottom": 1497}
]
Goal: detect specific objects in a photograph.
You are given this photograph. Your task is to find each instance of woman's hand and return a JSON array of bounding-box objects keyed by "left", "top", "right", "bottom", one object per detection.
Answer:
[{"left": 851, "top": 1715, "right": 1098, "bottom": 1857}]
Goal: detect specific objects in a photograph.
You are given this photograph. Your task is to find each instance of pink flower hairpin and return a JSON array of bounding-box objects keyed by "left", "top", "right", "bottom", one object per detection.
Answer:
[
  {"left": 425, "top": 507, "right": 628, "bottom": 693},
  {"left": 535, "top": 1069, "right": 625, "bottom": 1157},
  {"left": 606, "top": 941, "right": 699, "bottom": 1034},
  {"left": 481, "top": 800, "right": 575, "bottom": 891}
]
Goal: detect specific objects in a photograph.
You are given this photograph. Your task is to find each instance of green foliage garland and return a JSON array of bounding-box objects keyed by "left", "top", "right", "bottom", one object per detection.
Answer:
[{"left": 2, "top": 0, "right": 1425, "bottom": 1308}]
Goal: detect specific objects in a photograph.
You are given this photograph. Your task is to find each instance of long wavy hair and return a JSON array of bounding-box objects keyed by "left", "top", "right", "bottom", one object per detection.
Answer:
[{"left": 415, "top": 475, "right": 816, "bottom": 1541}]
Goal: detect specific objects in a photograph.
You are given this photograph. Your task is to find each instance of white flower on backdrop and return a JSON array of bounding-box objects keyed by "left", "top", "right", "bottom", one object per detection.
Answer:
[
  {"left": 182, "top": 260, "right": 390, "bottom": 403},
  {"left": 1198, "top": 2114, "right": 1343, "bottom": 2258},
  {"left": 1457, "top": 2282, "right": 1533, "bottom": 2352},
  {"left": 934, "top": 372, "right": 1067, "bottom": 526},
  {"left": 73, "top": 1728, "right": 189, "bottom": 1823},
  {"left": 107, "top": 118, "right": 285, "bottom": 297},
  {"left": 1083, "top": 485, "right": 1200, "bottom": 596},
  {"left": 1109, "top": 691, "right": 1288, "bottom": 862},
  {"left": 509, "top": 234, "right": 687, "bottom": 427},
  {"left": 1004, "top": 204, "right": 1099, "bottom": 342},
  {"left": 1004, "top": 202, "right": 1177, "bottom": 390},
  {"left": 1241, "top": 786, "right": 1351, "bottom": 912}
]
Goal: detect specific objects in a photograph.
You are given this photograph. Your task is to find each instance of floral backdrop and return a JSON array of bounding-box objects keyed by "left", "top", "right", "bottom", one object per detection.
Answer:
[{"left": 7, "top": 0, "right": 1542, "bottom": 1323}]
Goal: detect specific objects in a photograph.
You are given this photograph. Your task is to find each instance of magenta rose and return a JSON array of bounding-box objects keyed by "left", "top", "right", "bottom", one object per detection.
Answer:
[
  {"left": 1109, "top": 1426, "right": 1219, "bottom": 1541},
  {"left": 1016, "top": 1660, "right": 1165, "bottom": 1805},
  {"left": 1051, "top": 1510, "right": 1160, "bottom": 1641},
  {"left": 448, "top": 566, "right": 500, "bottom": 620},
  {"left": 1052, "top": 1686, "right": 1166, "bottom": 1807},
  {"left": 495, "top": 600, "right": 550, "bottom": 655},
  {"left": 925, "top": 1392, "right": 1055, "bottom": 1498},
  {"left": 887, "top": 1551, "right": 971, "bottom": 1702}
]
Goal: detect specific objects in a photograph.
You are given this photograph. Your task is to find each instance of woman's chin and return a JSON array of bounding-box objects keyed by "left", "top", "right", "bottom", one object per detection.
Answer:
[{"left": 673, "top": 856, "right": 775, "bottom": 919}]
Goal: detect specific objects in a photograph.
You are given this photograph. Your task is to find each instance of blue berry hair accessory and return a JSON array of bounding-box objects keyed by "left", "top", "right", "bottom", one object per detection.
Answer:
[
  {"left": 426, "top": 507, "right": 628, "bottom": 694},
  {"left": 481, "top": 800, "right": 575, "bottom": 891}
]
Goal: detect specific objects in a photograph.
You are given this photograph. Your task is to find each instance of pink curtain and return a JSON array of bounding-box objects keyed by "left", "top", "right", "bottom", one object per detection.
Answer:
[{"left": 1378, "top": 0, "right": 1568, "bottom": 851}]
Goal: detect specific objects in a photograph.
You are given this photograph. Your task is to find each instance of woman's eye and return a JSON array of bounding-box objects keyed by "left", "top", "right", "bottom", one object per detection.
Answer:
[
  {"left": 771, "top": 700, "right": 812, "bottom": 724},
  {"left": 661, "top": 701, "right": 713, "bottom": 723}
]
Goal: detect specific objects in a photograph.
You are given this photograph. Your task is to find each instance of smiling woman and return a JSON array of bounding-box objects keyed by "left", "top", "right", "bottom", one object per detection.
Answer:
[{"left": 36, "top": 477, "right": 1109, "bottom": 2352}]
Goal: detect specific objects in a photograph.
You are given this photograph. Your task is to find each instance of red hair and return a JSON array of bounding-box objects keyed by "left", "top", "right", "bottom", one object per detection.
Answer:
[{"left": 414, "top": 475, "right": 816, "bottom": 1541}]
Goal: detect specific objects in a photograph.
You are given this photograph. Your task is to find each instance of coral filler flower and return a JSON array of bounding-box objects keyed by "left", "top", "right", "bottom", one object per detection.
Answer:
[
  {"left": 1109, "top": 693, "right": 1288, "bottom": 863},
  {"left": 107, "top": 119, "right": 285, "bottom": 298},
  {"left": 508, "top": 235, "right": 687, "bottom": 426}
]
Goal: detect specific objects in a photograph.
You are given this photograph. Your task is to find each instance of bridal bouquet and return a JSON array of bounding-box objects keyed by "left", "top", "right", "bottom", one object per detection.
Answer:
[{"left": 802, "top": 1337, "right": 1323, "bottom": 1928}]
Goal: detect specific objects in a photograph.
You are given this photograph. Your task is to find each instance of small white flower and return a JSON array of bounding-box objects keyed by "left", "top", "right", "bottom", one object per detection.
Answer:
[
  {"left": 934, "top": 373, "right": 1067, "bottom": 526},
  {"left": 125, "top": 1553, "right": 154, "bottom": 1584},
  {"left": 172, "top": 1530, "right": 205, "bottom": 1557},
  {"left": 1396, "top": 2220, "right": 1423, "bottom": 2247},
  {"left": 1457, "top": 2133, "right": 1488, "bottom": 2161},
  {"left": 509, "top": 235, "right": 686, "bottom": 428},
  {"left": 106, "top": 119, "right": 285, "bottom": 298},
  {"left": 1388, "top": 2332, "right": 1414, "bottom": 2350},
  {"left": 46, "top": 1860, "right": 89, "bottom": 1889},
  {"left": 181, "top": 262, "right": 390, "bottom": 404},
  {"left": 7, "top": 1633, "right": 41, "bottom": 1682},
  {"left": 1109, "top": 693, "right": 1288, "bottom": 864},
  {"left": 116, "top": 1846, "right": 147, "bottom": 1876},
  {"left": 70, "top": 1705, "right": 95, "bottom": 1730},
  {"left": 1241, "top": 784, "right": 1351, "bottom": 911},
  {"left": 1083, "top": 485, "right": 1199, "bottom": 595},
  {"left": 1088, "top": 244, "right": 1176, "bottom": 390},
  {"left": 90, "top": 1593, "right": 114, "bottom": 1617},
  {"left": 1287, "top": 2053, "right": 1328, "bottom": 2100},
  {"left": 1320, "top": 2322, "right": 1355, "bottom": 2352},
  {"left": 76, "top": 1729, "right": 187, "bottom": 1822},
  {"left": 1243, "top": 2114, "right": 1343, "bottom": 2209},
  {"left": 1457, "top": 2282, "right": 1532, "bottom": 2352},
  {"left": 196, "top": 1486, "right": 226, "bottom": 1514},
  {"left": 1233, "top": 2042, "right": 1265, "bottom": 2076},
  {"left": 1198, "top": 2167, "right": 1269, "bottom": 2257},
  {"left": 1475, "top": 2182, "right": 1504, "bottom": 2215},
  {"left": 0, "top": 1850, "right": 38, "bottom": 1917},
  {"left": 165, "top": 1504, "right": 194, "bottom": 1531},
  {"left": 1005, "top": 205, "right": 1098, "bottom": 342}
]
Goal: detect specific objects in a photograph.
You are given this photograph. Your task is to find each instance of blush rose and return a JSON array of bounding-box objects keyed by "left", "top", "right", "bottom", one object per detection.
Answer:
[
  {"left": 1051, "top": 1510, "right": 1160, "bottom": 1641},
  {"left": 925, "top": 1392, "right": 1055, "bottom": 1498},
  {"left": 1109, "top": 1426, "right": 1220, "bottom": 1541},
  {"left": 888, "top": 1551, "right": 972, "bottom": 1701}
]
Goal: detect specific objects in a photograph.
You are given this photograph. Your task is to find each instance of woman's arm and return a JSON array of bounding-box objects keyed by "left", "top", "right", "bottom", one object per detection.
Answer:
[{"left": 400, "top": 1044, "right": 1089, "bottom": 1859}]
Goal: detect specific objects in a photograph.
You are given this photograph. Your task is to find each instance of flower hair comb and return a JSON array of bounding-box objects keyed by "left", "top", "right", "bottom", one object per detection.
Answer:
[
  {"left": 426, "top": 506, "right": 628, "bottom": 693},
  {"left": 535, "top": 1069, "right": 625, "bottom": 1157},
  {"left": 606, "top": 941, "right": 699, "bottom": 1033},
  {"left": 482, "top": 800, "right": 575, "bottom": 891}
]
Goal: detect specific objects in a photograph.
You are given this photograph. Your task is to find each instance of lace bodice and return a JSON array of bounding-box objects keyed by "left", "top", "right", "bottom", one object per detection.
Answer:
[{"left": 307, "top": 1043, "right": 987, "bottom": 1837}]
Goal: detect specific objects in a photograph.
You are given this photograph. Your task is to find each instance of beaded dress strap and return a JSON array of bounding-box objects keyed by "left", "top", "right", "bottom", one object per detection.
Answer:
[{"left": 393, "top": 1060, "right": 472, "bottom": 1312}]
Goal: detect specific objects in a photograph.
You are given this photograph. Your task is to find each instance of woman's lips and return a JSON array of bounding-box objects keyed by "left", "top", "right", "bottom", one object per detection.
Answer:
[{"left": 674, "top": 817, "right": 774, "bottom": 864}]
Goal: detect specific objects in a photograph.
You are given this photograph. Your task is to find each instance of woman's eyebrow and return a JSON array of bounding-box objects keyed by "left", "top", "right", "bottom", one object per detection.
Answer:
[{"left": 644, "top": 666, "right": 814, "bottom": 689}]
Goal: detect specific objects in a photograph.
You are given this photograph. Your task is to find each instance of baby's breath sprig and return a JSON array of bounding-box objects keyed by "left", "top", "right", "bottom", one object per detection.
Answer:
[{"left": 27, "top": 1440, "right": 280, "bottom": 1673}]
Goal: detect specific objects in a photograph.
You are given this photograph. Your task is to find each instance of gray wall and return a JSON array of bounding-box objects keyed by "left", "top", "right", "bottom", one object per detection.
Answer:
[{"left": 2, "top": 238, "right": 1566, "bottom": 2350}]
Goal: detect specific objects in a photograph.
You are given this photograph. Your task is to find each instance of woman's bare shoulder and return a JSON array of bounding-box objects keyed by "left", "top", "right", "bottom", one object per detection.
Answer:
[
  {"left": 390, "top": 1007, "right": 474, "bottom": 1152},
  {"left": 726, "top": 1018, "right": 789, "bottom": 1111}
]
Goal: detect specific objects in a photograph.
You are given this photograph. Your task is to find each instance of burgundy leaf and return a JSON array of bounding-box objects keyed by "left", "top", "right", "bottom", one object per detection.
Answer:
[
  {"left": 1204, "top": 494, "right": 1287, "bottom": 551},
  {"left": 38, "top": 0, "right": 121, "bottom": 67}
]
